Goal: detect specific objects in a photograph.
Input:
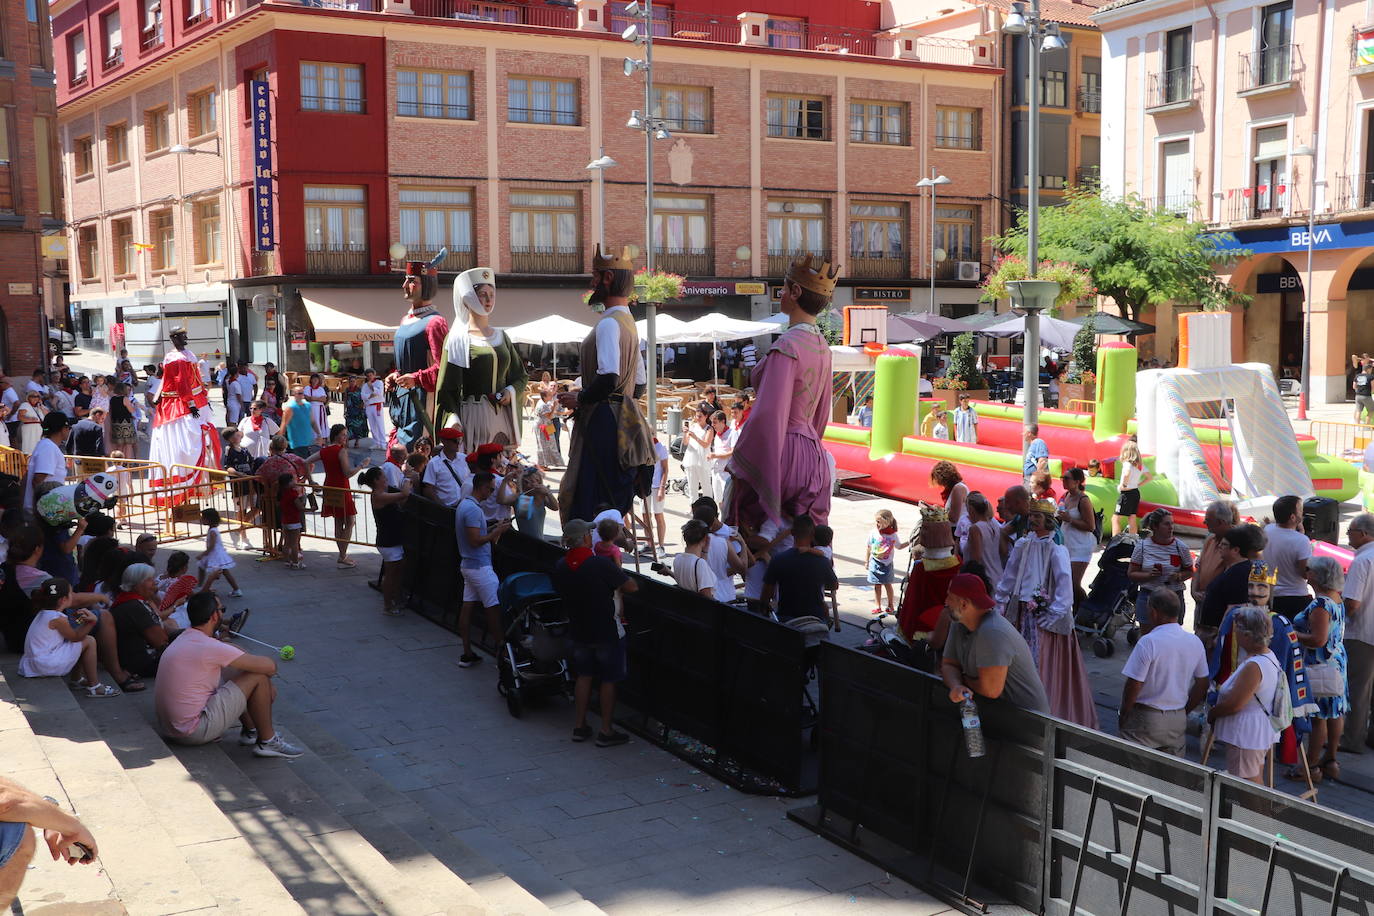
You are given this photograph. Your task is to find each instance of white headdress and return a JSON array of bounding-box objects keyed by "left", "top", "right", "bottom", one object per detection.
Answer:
[{"left": 446, "top": 267, "right": 496, "bottom": 368}]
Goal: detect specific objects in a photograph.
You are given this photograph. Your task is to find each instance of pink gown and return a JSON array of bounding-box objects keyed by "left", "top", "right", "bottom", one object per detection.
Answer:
[{"left": 726, "top": 323, "right": 832, "bottom": 532}]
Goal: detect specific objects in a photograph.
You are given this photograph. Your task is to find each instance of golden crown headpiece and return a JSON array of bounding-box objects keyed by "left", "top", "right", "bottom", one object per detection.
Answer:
[
  {"left": 592, "top": 244, "right": 635, "bottom": 272},
  {"left": 920, "top": 505, "right": 949, "bottom": 524},
  {"left": 1030, "top": 498, "right": 1058, "bottom": 518},
  {"left": 1248, "top": 563, "right": 1278, "bottom": 585},
  {"left": 785, "top": 254, "right": 841, "bottom": 299}
]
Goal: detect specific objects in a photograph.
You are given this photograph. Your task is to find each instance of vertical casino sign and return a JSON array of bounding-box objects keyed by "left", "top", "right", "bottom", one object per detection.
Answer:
[{"left": 251, "top": 80, "right": 275, "bottom": 251}]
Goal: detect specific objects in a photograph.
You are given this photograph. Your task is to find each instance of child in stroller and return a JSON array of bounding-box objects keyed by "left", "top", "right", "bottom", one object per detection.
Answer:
[
  {"left": 495, "top": 571, "right": 573, "bottom": 718},
  {"left": 1075, "top": 532, "right": 1141, "bottom": 657}
]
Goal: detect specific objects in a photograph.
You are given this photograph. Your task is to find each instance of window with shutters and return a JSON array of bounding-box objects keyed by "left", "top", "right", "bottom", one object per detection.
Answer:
[
  {"left": 144, "top": 106, "right": 168, "bottom": 153},
  {"left": 397, "top": 70, "right": 471, "bottom": 120},
  {"left": 74, "top": 135, "right": 94, "bottom": 177},
  {"left": 1252, "top": 124, "right": 1288, "bottom": 215},
  {"left": 193, "top": 199, "right": 221, "bottom": 265},
  {"left": 77, "top": 225, "right": 99, "bottom": 280},
  {"left": 69, "top": 30, "right": 88, "bottom": 85},
  {"left": 1159, "top": 139, "right": 1192, "bottom": 216},
  {"left": 101, "top": 9, "right": 122, "bottom": 69},
  {"left": 187, "top": 88, "right": 216, "bottom": 138},
  {"left": 106, "top": 121, "right": 128, "bottom": 166},
  {"left": 149, "top": 208, "right": 175, "bottom": 271},
  {"left": 112, "top": 218, "right": 135, "bottom": 277}
]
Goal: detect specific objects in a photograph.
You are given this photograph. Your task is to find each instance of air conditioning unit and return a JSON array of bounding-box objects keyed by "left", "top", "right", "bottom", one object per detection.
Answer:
[{"left": 956, "top": 261, "right": 981, "bottom": 281}]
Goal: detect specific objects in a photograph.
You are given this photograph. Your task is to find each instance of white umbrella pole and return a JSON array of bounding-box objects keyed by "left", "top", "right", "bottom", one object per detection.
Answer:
[{"left": 712, "top": 342, "right": 719, "bottom": 384}]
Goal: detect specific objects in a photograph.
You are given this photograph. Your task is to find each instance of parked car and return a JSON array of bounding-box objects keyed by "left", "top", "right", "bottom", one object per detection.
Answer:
[{"left": 48, "top": 324, "right": 76, "bottom": 354}]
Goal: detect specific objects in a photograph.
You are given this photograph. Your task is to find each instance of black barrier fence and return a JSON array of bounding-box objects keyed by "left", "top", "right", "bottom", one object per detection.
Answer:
[
  {"left": 791, "top": 643, "right": 1374, "bottom": 915},
  {"left": 397, "top": 499, "right": 817, "bottom": 795}
]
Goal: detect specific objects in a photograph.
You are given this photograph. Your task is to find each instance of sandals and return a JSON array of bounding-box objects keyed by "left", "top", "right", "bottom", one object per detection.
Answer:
[
  {"left": 336, "top": 559, "right": 357, "bottom": 569},
  {"left": 117, "top": 675, "right": 146, "bottom": 693},
  {"left": 1319, "top": 755, "right": 1341, "bottom": 781},
  {"left": 1286, "top": 764, "right": 1321, "bottom": 784},
  {"left": 84, "top": 683, "right": 121, "bottom": 698}
]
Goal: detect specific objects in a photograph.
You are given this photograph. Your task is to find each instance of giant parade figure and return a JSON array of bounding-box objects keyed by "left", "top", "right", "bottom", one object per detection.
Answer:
[
  {"left": 150, "top": 325, "right": 222, "bottom": 505},
  {"left": 436, "top": 266, "right": 527, "bottom": 447},
  {"left": 558, "top": 244, "right": 654, "bottom": 523},
  {"left": 726, "top": 254, "right": 839, "bottom": 536},
  {"left": 388, "top": 257, "right": 450, "bottom": 448}
]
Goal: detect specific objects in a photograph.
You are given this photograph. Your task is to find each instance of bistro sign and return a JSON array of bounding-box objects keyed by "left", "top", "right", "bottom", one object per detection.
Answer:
[{"left": 854, "top": 287, "right": 912, "bottom": 301}]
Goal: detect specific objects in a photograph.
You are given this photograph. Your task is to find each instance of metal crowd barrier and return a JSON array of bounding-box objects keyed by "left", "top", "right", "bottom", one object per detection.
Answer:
[
  {"left": 396, "top": 499, "right": 818, "bottom": 795},
  {"left": 790, "top": 643, "right": 1374, "bottom": 915},
  {"left": 1309, "top": 420, "right": 1374, "bottom": 463}
]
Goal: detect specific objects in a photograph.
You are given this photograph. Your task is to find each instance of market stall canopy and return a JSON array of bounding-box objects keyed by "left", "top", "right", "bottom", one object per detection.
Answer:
[
  {"left": 504, "top": 314, "right": 594, "bottom": 345},
  {"left": 299, "top": 289, "right": 403, "bottom": 343},
  {"left": 895, "top": 311, "right": 966, "bottom": 333},
  {"left": 887, "top": 314, "right": 945, "bottom": 343},
  {"left": 943, "top": 310, "right": 1015, "bottom": 334},
  {"left": 977, "top": 314, "right": 1082, "bottom": 350},
  {"left": 1066, "top": 312, "right": 1156, "bottom": 336},
  {"left": 659, "top": 313, "right": 779, "bottom": 343}
]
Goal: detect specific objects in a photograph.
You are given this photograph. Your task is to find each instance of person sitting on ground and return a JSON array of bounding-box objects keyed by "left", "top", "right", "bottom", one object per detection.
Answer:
[
  {"left": 551, "top": 518, "right": 639, "bottom": 747},
  {"left": 134, "top": 533, "right": 158, "bottom": 567},
  {"left": 157, "top": 550, "right": 199, "bottom": 627},
  {"left": 1118, "top": 589, "right": 1210, "bottom": 756},
  {"left": 1263, "top": 494, "right": 1314, "bottom": 619},
  {"left": 760, "top": 514, "right": 837, "bottom": 622},
  {"left": 1207, "top": 605, "right": 1284, "bottom": 785},
  {"left": 672, "top": 519, "right": 717, "bottom": 598},
  {"left": 456, "top": 472, "right": 512, "bottom": 668},
  {"left": 941, "top": 572, "right": 1049, "bottom": 713},
  {"left": 0, "top": 776, "right": 100, "bottom": 909},
  {"left": 153, "top": 591, "right": 303, "bottom": 757},
  {"left": 108, "top": 563, "right": 174, "bottom": 679},
  {"left": 18, "top": 579, "right": 118, "bottom": 698}
]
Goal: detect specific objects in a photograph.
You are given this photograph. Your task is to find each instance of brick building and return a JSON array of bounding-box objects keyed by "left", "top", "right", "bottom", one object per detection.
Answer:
[
  {"left": 1, "top": 0, "right": 64, "bottom": 376},
  {"left": 53, "top": 0, "right": 1004, "bottom": 370}
]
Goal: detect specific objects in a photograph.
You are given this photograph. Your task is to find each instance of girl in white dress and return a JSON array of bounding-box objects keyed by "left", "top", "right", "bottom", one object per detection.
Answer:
[
  {"left": 18, "top": 579, "right": 118, "bottom": 697},
  {"left": 198, "top": 508, "right": 242, "bottom": 597},
  {"left": 706, "top": 410, "right": 735, "bottom": 505},
  {"left": 304, "top": 373, "right": 330, "bottom": 435},
  {"left": 681, "top": 404, "right": 713, "bottom": 502}
]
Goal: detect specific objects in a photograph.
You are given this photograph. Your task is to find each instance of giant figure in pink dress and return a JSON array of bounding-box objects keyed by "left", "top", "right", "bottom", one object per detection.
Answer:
[{"left": 726, "top": 254, "right": 839, "bottom": 535}]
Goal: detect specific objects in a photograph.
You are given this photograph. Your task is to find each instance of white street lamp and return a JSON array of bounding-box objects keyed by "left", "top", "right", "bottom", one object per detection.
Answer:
[
  {"left": 586, "top": 151, "right": 619, "bottom": 249},
  {"left": 916, "top": 170, "right": 952, "bottom": 315}
]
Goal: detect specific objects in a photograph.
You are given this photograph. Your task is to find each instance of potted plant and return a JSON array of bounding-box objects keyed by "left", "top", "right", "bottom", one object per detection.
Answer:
[
  {"left": 981, "top": 256, "right": 1096, "bottom": 314},
  {"left": 1060, "top": 312, "right": 1098, "bottom": 410},
  {"left": 633, "top": 267, "right": 686, "bottom": 304},
  {"left": 933, "top": 332, "right": 989, "bottom": 406}
]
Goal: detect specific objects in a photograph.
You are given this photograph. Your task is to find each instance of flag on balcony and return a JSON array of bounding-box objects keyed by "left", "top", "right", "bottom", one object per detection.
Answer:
[
  {"left": 1359, "top": 29, "right": 1374, "bottom": 66},
  {"left": 133, "top": 242, "right": 154, "bottom": 251}
]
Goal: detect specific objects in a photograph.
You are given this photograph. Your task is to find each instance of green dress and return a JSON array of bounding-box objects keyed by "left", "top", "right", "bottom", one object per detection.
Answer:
[{"left": 436, "top": 328, "right": 528, "bottom": 448}]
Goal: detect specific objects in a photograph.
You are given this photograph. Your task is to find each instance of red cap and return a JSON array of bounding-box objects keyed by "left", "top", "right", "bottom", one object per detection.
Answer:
[
  {"left": 947, "top": 573, "right": 994, "bottom": 611},
  {"left": 465, "top": 442, "right": 503, "bottom": 466},
  {"left": 438, "top": 427, "right": 463, "bottom": 441}
]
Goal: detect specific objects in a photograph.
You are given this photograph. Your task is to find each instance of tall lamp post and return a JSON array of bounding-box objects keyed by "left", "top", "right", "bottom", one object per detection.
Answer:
[
  {"left": 1292, "top": 142, "right": 1317, "bottom": 421},
  {"left": 622, "top": 0, "right": 673, "bottom": 423},
  {"left": 585, "top": 150, "right": 618, "bottom": 249},
  {"left": 915, "top": 169, "right": 951, "bottom": 315},
  {"left": 1002, "top": 0, "right": 1065, "bottom": 443}
]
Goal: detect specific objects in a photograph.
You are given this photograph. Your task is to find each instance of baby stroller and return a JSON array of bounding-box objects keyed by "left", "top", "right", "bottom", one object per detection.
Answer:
[
  {"left": 496, "top": 572, "right": 573, "bottom": 718},
  {"left": 1075, "top": 532, "right": 1141, "bottom": 657}
]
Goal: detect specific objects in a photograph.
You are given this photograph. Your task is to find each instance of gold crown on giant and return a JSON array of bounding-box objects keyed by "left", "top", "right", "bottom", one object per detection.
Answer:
[
  {"left": 1030, "top": 498, "right": 1058, "bottom": 518},
  {"left": 1248, "top": 563, "right": 1278, "bottom": 585},
  {"left": 786, "top": 254, "right": 841, "bottom": 298},
  {"left": 920, "top": 505, "right": 948, "bottom": 523},
  {"left": 592, "top": 244, "right": 635, "bottom": 272}
]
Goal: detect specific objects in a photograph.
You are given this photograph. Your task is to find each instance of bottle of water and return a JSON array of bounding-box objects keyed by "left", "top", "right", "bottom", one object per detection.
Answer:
[{"left": 960, "top": 696, "right": 986, "bottom": 758}]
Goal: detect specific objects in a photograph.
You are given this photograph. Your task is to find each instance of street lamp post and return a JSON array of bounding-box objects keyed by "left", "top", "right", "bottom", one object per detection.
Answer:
[
  {"left": 622, "top": 0, "right": 673, "bottom": 423},
  {"left": 915, "top": 169, "right": 951, "bottom": 315},
  {"left": 585, "top": 150, "right": 618, "bottom": 249},
  {"left": 1293, "top": 143, "right": 1316, "bottom": 421},
  {"left": 1002, "top": 0, "right": 1065, "bottom": 448}
]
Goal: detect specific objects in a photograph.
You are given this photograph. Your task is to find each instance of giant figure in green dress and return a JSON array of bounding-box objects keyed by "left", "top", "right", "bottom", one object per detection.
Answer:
[{"left": 436, "top": 267, "right": 527, "bottom": 448}]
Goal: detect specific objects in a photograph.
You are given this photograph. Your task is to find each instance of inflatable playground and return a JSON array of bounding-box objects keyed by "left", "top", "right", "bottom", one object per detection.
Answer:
[{"left": 822, "top": 311, "right": 1359, "bottom": 537}]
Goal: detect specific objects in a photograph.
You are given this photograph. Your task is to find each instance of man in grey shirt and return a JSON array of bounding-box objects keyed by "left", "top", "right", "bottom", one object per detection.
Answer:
[{"left": 941, "top": 573, "right": 1049, "bottom": 713}]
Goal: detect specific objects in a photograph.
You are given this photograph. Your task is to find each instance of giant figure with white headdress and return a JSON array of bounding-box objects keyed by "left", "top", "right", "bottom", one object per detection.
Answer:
[{"left": 436, "top": 266, "right": 527, "bottom": 448}]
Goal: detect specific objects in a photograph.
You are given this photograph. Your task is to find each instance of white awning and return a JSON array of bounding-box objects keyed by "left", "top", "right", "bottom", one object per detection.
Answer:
[{"left": 300, "top": 289, "right": 402, "bottom": 342}]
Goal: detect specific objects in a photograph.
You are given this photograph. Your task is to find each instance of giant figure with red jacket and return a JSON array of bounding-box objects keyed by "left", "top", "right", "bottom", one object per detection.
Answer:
[{"left": 149, "top": 325, "right": 222, "bottom": 504}]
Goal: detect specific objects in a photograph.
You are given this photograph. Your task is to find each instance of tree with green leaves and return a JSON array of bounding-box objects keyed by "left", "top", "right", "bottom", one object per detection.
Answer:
[{"left": 987, "top": 189, "right": 1251, "bottom": 324}]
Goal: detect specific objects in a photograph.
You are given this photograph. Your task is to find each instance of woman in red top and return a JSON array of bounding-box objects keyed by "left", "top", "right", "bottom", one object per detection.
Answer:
[{"left": 311, "top": 423, "right": 369, "bottom": 569}]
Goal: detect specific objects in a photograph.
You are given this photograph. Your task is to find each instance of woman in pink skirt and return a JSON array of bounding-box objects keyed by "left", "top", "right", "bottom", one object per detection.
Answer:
[{"left": 993, "top": 498, "right": 1099, "bottom": 729}]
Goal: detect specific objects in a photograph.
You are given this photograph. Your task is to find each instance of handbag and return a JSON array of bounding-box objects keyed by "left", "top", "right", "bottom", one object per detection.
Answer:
[{"left": 1306, "top": 661, "right": 1344, "bottom": 699}]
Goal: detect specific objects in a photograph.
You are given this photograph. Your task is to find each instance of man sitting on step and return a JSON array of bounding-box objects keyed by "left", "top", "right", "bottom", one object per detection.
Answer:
[
  {"left": 0, "top": 777, "right": 100, "bottom": 908},
  {"left": 153, "top": 591, "right": 303, "bottom": 758}
]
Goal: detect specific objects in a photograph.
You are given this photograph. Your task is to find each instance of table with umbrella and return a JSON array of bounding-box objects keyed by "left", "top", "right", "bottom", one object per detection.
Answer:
[
  {"left": 658, "top": 312, "right": 782, "bottom": 382},
  {"left": 1065, "top": 312, "right": 1156, "bottom": 336},
  {"left": 503, "top": 314, "right": 594, "bottom": 378}
]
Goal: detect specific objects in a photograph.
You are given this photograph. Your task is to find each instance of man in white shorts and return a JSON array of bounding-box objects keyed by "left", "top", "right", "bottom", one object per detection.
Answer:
[
  {"left": 457, "top": 472, "right": 512, "bottom": 668},
  {"left": 152, "top": 591, "right": 302, "bottom": 757}
]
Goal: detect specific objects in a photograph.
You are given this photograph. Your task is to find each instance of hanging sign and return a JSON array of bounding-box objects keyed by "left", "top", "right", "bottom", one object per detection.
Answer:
[{"left": 250, "top": 80, "right": 275, "bottom": 251}]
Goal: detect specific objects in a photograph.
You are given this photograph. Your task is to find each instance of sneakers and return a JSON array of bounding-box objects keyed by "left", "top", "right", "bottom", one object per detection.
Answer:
[
  {"left": 253, "top": 734, "right": 304, "bottom": 758},
  {"left": 239, "top": 727, "right": 258, "bottom": 746},
  {"left": 458, "top": 653, "right": 482, "bottom": 668},
  {"left": 228, "top": 589, "right": 244, "bottom": 598},
  {"left": 595, "top": 729, "right": 630, "bottom": 748},
  {"left": 227, "top": 609, "right": 251, "bottom": 635},
  {"left": 571, "top": 725, "right": 593, "bottom": 742}
]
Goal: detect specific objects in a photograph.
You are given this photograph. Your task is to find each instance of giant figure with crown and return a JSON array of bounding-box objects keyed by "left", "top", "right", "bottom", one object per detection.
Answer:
[
  {"left": 558, "top": 244, "right": 655, "bottom": 523},
  {"left": 725, "top": 254, "right": 840, "bottom": 537}
]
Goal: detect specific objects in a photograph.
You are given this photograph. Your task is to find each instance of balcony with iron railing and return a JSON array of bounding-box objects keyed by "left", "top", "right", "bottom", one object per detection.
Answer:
[
  {"left": 767, "top": 248, "right": 833, "bottom": 276},
  {"left": 654, "top": 248, "right": 713, "bottom": 277},
  {"left": 1237, "top": 43, "right": 1301, "bottom": 95},
  {"left": 1075, "top": 166, "right": 1100, "bottom": 187},
  {"left": 1336, "top": 173, "right": 1374, "bottom": 211},
  {"left": 1076, "top": 86, "right": 1101, "bottom": 114},
  {"left": 411, "top": 0, "right": 574, "bottom": 27},
  {"left": 102, "top": 49, "right": 123, "bottom": 71},
  {"left": 1140, "top": 194, "right": 1202, "bottom": 220},
  {"left": 406, "top": 246, "right": 476, "bottom": 272},
  {"left": 305, "top": 244, "right": 368, "bottom": 275},
  {"left": 1221, "top": 185, "right": 1305, "bottom": 223},
  {"left": 511, "top": 246, "right": 581, "bottom": 274},
  {"left": 1145, "top": 66, "right": 1200, "bottom": 111},
  {"left": 848, "top": 254, "right": 908, "bottom": 280},
  {"left": 139, "top": 25, "right": 164, "bottom": 51}
]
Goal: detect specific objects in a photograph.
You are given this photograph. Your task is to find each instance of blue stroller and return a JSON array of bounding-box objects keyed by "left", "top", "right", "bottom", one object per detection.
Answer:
[
  {"left": 1075, "top": 533, "right": 1141, "bottom": 658},
  {"left": 496, "top": 572, "right": 572, "bottom": 718}
]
